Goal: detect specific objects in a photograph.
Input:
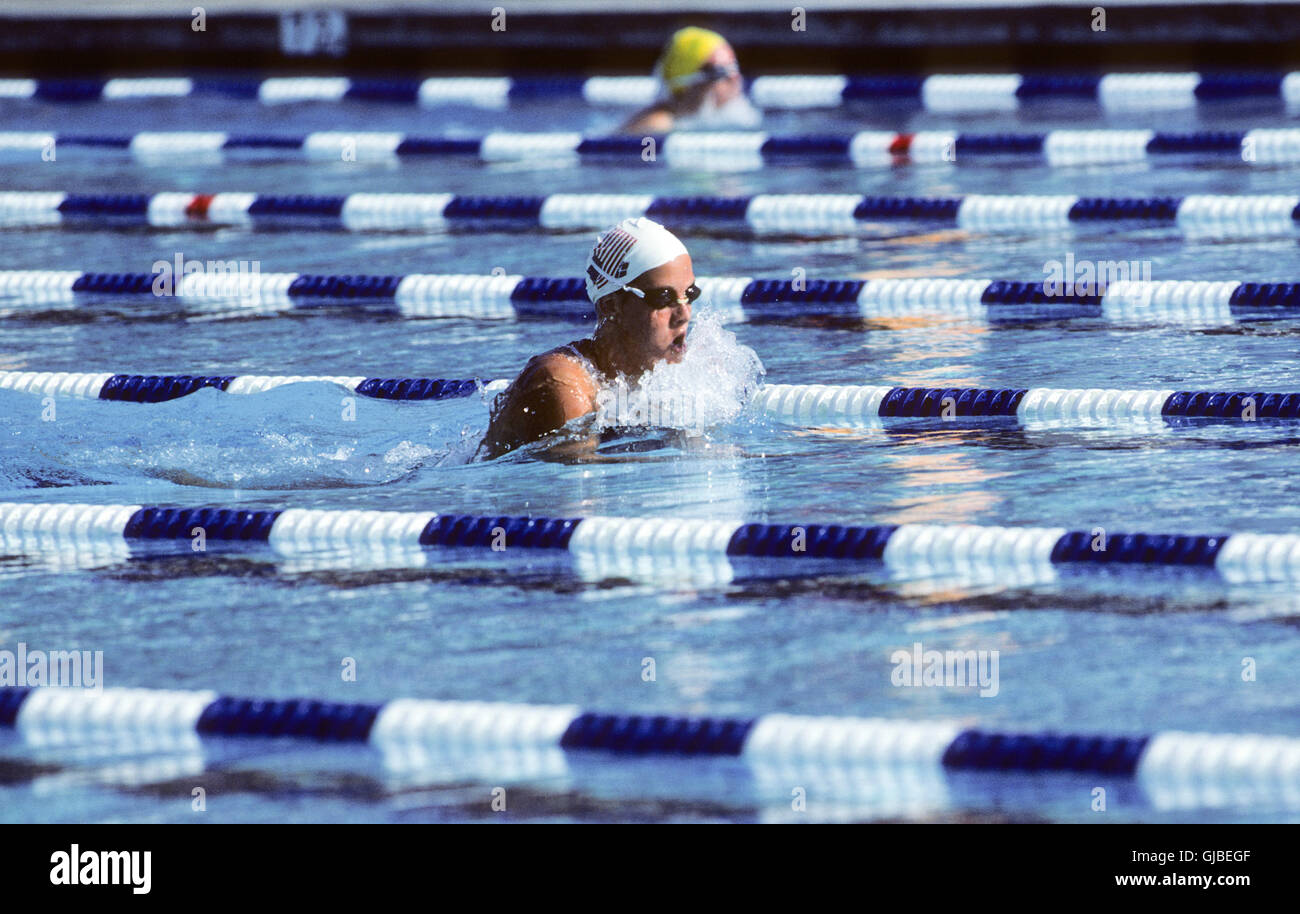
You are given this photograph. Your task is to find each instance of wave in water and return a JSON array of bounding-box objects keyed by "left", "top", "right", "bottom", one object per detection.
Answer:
[{"left": 0, "top": 383, "right": 492, "bottom": 491}]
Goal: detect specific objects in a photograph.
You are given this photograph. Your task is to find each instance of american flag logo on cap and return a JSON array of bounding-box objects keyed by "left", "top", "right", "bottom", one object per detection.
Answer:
[{"left": 587, "top": 225, "right": 639, "bottom": 291}]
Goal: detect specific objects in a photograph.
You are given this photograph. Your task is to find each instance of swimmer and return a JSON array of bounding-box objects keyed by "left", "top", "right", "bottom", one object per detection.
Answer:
[
  {"left": 478, "top": 217, "right": 697, "bottom": 459},
  {"left": 621, "top": 26, "right": 759, "bottom": 134}
]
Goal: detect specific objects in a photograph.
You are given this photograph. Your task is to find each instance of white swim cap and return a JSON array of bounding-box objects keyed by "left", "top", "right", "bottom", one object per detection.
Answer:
[{"left": 584, "top": 217, "right": 689, "bottom": 304}]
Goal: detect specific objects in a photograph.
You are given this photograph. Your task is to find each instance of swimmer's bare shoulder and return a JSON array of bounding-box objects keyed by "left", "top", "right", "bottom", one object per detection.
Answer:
[
  {"left": 621, "top": 106, "right": 674, "bottom": 135},
  {"left": 480, "top": 344, "right": 599, "bottom": 458}
]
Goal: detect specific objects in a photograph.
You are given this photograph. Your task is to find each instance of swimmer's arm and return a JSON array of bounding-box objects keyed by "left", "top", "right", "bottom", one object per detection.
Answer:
[
  {"left": 620, "top": 106, "right": 674, "bottom": 135},
  {"left": 528, "top": 436, "right": 604, "bottom": 463},
  {"left": 480, "top": 353, "right": 598, "bottom": 458}
]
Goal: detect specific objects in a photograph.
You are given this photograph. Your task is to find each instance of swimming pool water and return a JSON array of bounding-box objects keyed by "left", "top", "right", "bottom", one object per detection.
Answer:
[{"left": 2, "top": 95, "right": 1300, "bottom": 823}]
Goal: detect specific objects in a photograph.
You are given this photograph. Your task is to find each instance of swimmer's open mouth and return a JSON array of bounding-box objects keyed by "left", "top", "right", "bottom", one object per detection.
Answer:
[{"left": 670, "top": 333, "right": 687, "bottom": 354}]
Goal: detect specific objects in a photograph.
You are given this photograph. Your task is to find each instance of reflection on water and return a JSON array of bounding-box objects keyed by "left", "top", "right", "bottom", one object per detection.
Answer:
[{"left": 873, "top": 319, "right": 1006, "bottom": 525}]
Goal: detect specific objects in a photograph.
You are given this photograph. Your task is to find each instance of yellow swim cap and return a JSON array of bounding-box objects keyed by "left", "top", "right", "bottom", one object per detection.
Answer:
[{"left": 655, "top": 27, "right": 727, "bottom": 96}]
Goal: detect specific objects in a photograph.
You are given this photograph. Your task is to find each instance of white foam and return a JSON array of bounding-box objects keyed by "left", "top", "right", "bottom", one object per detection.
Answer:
[{"left": 591, "top": 312, "right": 765, "bottom": 434}]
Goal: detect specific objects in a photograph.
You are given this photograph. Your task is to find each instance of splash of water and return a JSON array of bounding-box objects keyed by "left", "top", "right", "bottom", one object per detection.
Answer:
[
  {"left": 676, "top": 93, "right": 763, "bottom": 130},
  {"left": 592, "top": 310, "right": 765, "bottom": 434}
]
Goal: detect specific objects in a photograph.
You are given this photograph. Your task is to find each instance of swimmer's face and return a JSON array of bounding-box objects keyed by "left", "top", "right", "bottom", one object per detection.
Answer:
[
  {"left": 705, "top": 44, "right": 742, "bottom": 105},
  {"left": 609, "top": 253, "right": 694, "bottom": 369}
]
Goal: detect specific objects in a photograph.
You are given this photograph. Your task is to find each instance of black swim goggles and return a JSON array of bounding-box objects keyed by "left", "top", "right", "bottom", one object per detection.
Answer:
[
  {"left": 697, "top": 61, "right": 741, "bottom": 84},
  {"left": 664, "top": 61, "right": 742, "bottom": 93},
  {"left": 621, "top": 283, "right": 702, "bottom": 309}
]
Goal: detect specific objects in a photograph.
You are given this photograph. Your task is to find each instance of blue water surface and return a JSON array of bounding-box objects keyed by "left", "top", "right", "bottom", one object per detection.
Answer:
[{"left": 1, "top": 94, "right": 1299, "bottom": 823}]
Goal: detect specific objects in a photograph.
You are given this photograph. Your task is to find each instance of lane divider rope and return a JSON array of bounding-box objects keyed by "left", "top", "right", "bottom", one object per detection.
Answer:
[
  {"left": 1, "top": 685, "right": 1298, "bottom": 785},
  {"left": 1, "top": 192, "right": 1296, "bottom": 238},
  {"left": 4, "top": 72, "right": 1299, "bottom": 112},
  {"left": 2, "top": 271, "right": 1292, "bottom": 325},
  {"left": 0, "top": 502, "right": 1297, "bottom": 582},
  {"left": 0, "top": 129, "right": 1292, "bottom": 167},
  {"left": 1, "top": 372, "right": 1295, "bottom": 429},
  {"left": 0, "top": 371, "right": 505, "bottom": 402}
]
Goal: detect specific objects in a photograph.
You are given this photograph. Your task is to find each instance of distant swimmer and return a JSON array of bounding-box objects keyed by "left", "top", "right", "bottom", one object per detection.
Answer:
[
  {"left": 478, "top": 218, "right": 697, "bottom": 459},
  {"left": 621, "top": 26, "right": 761, "bottom": 134}
]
